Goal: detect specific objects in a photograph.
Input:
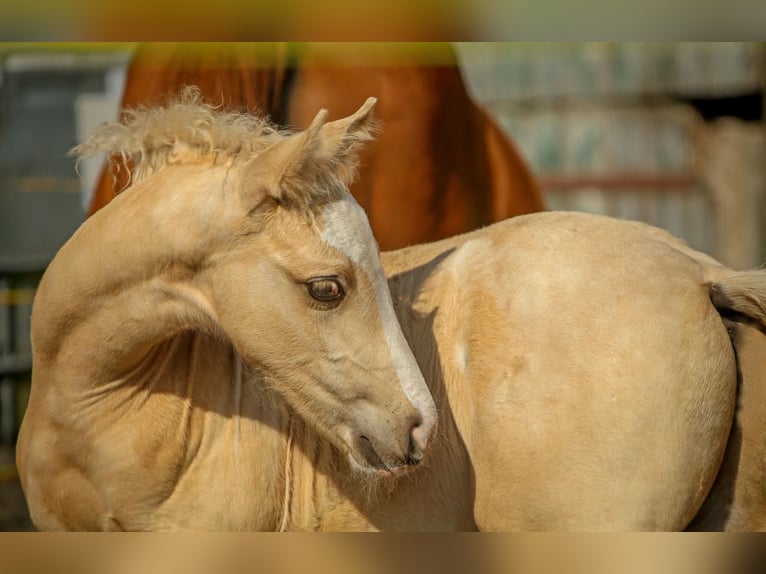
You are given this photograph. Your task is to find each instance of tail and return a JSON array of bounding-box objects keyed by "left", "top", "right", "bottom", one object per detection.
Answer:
[{"left": 710, "top": 271, "right": 766, "bottom": 327}]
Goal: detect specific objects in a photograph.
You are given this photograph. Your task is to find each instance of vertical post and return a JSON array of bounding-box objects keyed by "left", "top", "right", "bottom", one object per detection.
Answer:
[
  {"left": 761, "top": 42, "right": 766, "bottom": 265},
  {"left": 0, "top": 276, "right": 14, "bottom": 444}
]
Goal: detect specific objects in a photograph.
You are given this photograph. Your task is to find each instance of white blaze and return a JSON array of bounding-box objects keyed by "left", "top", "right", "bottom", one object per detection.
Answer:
[{"left": 320, "top": 197, "right": 437, "bottom": 428}]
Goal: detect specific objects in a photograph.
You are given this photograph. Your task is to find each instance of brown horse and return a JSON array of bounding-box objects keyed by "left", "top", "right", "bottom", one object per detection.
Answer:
[{"left": 87, "top": 42, "right": 543, "bottom": 250}]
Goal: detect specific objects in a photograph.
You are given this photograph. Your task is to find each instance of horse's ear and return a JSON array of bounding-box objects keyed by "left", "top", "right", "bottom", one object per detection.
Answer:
[
  {"left": 239, "top": 110, "right": 328, "bottom": 210},
  {"left": 314, "top": 97, "right": 378, "bottom": 185},
  {"left": 240, "top": 98, "right": 377, "bottom": 211}
]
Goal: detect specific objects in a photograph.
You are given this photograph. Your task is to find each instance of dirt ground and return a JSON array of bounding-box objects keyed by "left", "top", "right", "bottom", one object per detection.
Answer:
[{"left": 0, "top": 446, "right": 35, "bottom": 531}]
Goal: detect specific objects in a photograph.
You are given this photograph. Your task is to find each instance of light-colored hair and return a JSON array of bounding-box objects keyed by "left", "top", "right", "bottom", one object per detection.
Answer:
[{"left": 71, "top": 86, "right": 290, "bottom": 190}]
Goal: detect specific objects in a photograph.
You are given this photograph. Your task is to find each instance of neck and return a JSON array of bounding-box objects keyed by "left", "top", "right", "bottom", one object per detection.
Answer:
[{"left": 32, "top": 170, "right": 224, "bottom": 382}]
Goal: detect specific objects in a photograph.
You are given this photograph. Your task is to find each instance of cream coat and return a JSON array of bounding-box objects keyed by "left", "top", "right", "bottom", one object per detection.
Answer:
[{"left": 16, "top": 94, "right": 766, "bottom": 531}]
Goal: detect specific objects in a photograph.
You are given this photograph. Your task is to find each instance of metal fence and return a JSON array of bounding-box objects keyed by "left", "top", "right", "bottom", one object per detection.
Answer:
[
  {"left": 457, "top": 42, "right": 766, "bottom": 270},
  {"left": 0, "top": 191, "right": 84, "bottom": 445}
]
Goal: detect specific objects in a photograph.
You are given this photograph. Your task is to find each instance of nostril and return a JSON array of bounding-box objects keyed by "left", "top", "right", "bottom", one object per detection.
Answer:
[
  {"left": 407, "top": 414, "right": 429, "bottom": 465},
  {"left": 409, "top": 415, "right": 430, "bottom": 450},
  {"left": 407, "top": 434, "right": 424, "bottom": 465}
]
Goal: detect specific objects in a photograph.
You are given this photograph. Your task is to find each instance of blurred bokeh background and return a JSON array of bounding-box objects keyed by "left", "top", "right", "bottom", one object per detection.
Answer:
[
  {"left": 459, "top": 43, "right": 766, "bottom": 267},
  {"left": 1, "top": 42, "right": 765, "bottom": 530}
]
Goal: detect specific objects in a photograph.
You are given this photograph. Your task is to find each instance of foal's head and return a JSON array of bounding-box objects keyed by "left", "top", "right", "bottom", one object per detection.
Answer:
[{"left": 76, "top": 88, "right": 437, "bottom": 477}]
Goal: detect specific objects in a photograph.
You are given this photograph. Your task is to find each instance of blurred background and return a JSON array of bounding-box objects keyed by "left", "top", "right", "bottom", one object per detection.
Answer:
[{"left": 1, "top": 42, "right": 765, "bottom": 530}]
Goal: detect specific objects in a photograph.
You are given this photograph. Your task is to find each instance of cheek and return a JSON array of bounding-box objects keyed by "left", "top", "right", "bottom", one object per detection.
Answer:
[
  {"left": 315, "top": 287, "right": 384, "bottom": 354},
  {"left": 209, "top": 261, "right": 309, "bottom": 361},
  {"left": 242, "top": 303, "right": 321, "bottom": 372},
  {"left": 214, "top": 261, "right": 272, "bottom": 320}
]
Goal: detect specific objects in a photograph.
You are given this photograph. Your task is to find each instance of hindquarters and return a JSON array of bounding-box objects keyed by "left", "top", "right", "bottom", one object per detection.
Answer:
[
  {"left": 437, "top": 213, "right": 739, "bottom": 530},
  {"left": 470, "top": 298, "right": 736, "bottom": 531}
]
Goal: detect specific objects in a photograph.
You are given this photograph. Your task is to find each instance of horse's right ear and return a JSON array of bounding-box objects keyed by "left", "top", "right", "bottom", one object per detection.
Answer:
[
  {"left": 314, "top": 97, "right": 378, "bottom": 186},
  {"left": 237, "top": 110, "right": 328, "bottom": 212}
]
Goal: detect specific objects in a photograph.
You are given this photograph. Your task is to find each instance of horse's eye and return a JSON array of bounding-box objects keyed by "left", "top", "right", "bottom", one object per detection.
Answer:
[{"left": 307, "top": 278, "right": 345, "bottom": 302}]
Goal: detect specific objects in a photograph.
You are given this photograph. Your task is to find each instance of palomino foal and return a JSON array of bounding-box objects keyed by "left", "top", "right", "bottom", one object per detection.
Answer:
[
  {"left": 19, "top": 91, "right": 766, "bottom": 531},
  {"left": 16, "top": 90, "right": 437, "bottom": 530}
]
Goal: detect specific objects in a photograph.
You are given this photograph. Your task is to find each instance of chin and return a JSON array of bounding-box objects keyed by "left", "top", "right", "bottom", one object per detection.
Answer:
[{"left": 346, "top": 452, "right": 414, "bottom": 480}]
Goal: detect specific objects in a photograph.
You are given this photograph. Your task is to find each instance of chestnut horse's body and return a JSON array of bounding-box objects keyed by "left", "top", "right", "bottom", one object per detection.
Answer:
[{"left": 88, "top": 43, "right": 543, "bottom": 250}]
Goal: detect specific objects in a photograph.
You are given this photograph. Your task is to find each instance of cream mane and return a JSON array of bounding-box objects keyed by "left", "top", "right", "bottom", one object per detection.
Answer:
[
  {"left": 73, "top": 86, "right": 377, "bottom": 211},
  {"left": 71, "top": 86, "right": 289, "bottom": 189}
]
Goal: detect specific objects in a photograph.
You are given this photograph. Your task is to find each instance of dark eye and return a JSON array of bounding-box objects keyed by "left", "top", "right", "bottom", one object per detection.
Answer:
[{"left": 306, "top": 277, "right": 345, "bottom": 302}]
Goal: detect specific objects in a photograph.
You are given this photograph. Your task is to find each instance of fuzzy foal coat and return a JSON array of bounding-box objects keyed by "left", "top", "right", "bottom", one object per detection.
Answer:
[
  {"left": 16, "top": 93, "right": 766, "bottom": 530},
  {"left": 18, "top": 210, "right": 766, "bottom": 530}
]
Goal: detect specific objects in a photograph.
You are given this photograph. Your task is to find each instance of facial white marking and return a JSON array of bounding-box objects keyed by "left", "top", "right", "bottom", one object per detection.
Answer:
[
  {"left": 320, "top": 197, "right": 437, "bottom": 430},
  {"left": 320, "top": 198, "right": 374, "bottom": 269}
]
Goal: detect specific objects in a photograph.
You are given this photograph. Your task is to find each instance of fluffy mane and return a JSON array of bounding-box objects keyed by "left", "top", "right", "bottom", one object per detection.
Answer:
[{"left": 71, "top": 86, "right": 290, "bottom": 189}]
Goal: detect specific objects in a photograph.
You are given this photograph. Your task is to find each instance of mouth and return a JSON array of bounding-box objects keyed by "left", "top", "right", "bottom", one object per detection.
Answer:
[{"left": 353, "top": 435, "right": 419, "bottom": 479}]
